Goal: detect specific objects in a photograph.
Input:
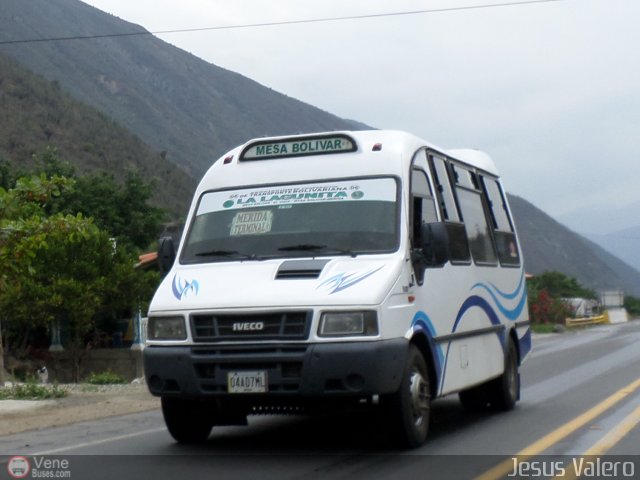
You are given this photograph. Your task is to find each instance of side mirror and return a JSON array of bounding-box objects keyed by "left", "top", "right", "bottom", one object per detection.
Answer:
[
  {"left": 157, "top": 236, "right": 176, "bottom": 275},
  {"left": 420, "top": 222, "right": 449, "bottom": 267}
]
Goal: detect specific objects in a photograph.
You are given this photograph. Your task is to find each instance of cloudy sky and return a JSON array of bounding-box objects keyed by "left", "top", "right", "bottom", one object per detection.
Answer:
[{"left": 81, "top": 0, "right": 639, "bottom": 233}]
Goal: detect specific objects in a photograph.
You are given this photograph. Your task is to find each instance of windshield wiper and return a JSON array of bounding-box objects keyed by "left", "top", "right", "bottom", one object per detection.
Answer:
[
  {"left": 277, "top": 244, "right": 357, "bottom": 257},
  {"left": 278, "top": 244, "right": 327, "bottom": 252},
  {"left": 195, "top": 249, "right": 259, "bottom": 260}
]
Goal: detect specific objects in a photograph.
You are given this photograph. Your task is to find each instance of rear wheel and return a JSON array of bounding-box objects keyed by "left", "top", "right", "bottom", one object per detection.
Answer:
[
  {"left": 384, "top": 345, "right": 431, "bottom": 448},
  {"left": 161, "top": 397, "right": 215, "bottom": 443},
  {"left": 458, "top": 339, "right": 519, "bottom": 412},
  {"left": 488, "top": 339, "right": 519, "bottom": 411}
]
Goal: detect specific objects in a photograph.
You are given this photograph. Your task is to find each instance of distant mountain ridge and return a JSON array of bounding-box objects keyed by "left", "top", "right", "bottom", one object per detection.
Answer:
[
  {"left": 508, "top": 195, "right": 640, "bottom": 296},
  {"left": 0, "top": 0, "right": 367, "bottom": 178},
  {"left": 1, "top": 0, "right": 639, "bottom": 297},
  {"left": 0, "top": 52, "right": 194, "bottom": 215},
  {"left": 586, "top": 226, "right": 640, "bottom": 273},
  {"left": 555, "top": 200, "right": 640, "bottom": 272}
]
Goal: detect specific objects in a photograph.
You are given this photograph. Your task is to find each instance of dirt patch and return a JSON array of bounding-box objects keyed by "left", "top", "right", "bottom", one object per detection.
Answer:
[{"left": 0, "top": 384, "right": 160, "bottom": 436}]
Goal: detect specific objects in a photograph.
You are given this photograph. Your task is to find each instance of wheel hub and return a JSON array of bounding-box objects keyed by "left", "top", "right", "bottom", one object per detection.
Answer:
[{"left": 408, "top": 370, "right": 429, "bottom": 427}]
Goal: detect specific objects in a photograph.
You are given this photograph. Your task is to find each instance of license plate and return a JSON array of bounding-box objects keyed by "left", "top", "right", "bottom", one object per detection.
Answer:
[{"left": 227, "top": 371, "right": 268, "bottom": 393}]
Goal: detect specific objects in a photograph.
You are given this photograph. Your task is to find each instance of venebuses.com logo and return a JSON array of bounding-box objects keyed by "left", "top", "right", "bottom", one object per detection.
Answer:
[
  {"left": 6, "top": 456, "right": 71, "bottom": 478},
  {"left": 6, "top": 456, "right": 30, "bottom": 479}
]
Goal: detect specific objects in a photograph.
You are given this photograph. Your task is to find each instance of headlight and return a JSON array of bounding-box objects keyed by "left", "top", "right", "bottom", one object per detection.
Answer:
[
  {"left": 148, "top": 316, "right": 187, "bottom": 340},
  {"left": 318, "top": 311, "right": 378, "bottom": 337}
]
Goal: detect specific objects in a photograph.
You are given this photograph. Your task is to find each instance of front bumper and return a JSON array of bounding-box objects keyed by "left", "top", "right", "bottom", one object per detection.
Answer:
[{"left": 144, "top": 339, "right": 408, "bottom": 398}]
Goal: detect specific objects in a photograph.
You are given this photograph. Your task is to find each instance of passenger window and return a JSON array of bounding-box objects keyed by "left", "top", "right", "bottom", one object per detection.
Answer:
[
  {"left": 411, "top": 168, "right": 438, "bottom": 248},
  {"left": 411, "top": 169, "right": 438, "bottom": 221},
  {"left": 482, "top": 176, "right": 520, "bottom": 266},
  {"left": 454, "top": 166, "right": 497, "bottom": 265},
  {"left": 451, "top": 164, "right": 478, "bottom": 190},
  {"left": 427, "top": 155, "right": 470, "bottom": 263},
  {"left": 429, "top": 155, "right": 460, "bottom": 222}
]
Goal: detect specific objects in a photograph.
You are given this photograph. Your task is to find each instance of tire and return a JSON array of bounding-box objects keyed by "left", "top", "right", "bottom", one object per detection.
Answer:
[
  {"left": 161, "top": 397, "right": 215, "bottom": 444},
  {"left": 458, "top": 339, "right": 519, "bottom": 412},
  {"left": 487, "top": 339, "right": 519, "bottom": 411},
  {"left": 384, "top": 345, "right": 431, "bottom": 448}
]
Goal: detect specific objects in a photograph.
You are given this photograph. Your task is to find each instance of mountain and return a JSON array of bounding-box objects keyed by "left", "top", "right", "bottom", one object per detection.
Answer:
[
  {"left": 0, "top": 0, "right": 367, "bottom": 178},
  {"left": 556, "top": 200, "right": 640, "bottom": 236},
  {"left": 555, "top": 200, "right": 640, "bottom": 270},
  {"left": 1, "top": 0, "right": 638, "bottom": 297},
  {"left": 0, "top": 52, "right": 194, "bottom": 216},
  {"left": 586, "top": 226, "right": 640, "bottom": 272},
  {"left": 508, "top": 195, "right": 640, "bottom": 297}
]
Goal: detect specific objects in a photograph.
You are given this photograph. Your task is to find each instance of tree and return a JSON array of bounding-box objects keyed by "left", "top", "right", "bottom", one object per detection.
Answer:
[
  {"left": 624, "top": 296, "right": 640, "bottom": 317},
  {"left": 527, "top": 271, "right": 596, "bottom": 300},
  {"left": 29, "top": 149, "right": 166, "bottom": 251},
  {"left": 529, "top": 290, "right": 571, "bottom": 324},
  {"left": 0, "top": 172, "right": 159, "bottom": 381},
  {"left": 0, "top": 174, "right": 73, "bottom": 382},
  {"left": 526, "top": 271, "right": 593, "bottom": 325}
]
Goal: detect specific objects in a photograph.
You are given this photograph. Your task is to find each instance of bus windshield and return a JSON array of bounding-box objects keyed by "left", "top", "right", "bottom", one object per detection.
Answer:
[{"left": 181, "top": 177, "right": 399, "bottom": 263}]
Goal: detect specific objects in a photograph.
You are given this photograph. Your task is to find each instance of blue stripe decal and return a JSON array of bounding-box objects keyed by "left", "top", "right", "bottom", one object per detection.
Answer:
[
  {"left": 410, "top": 311, "right": 444, "bottom": 388},
  {"left": 317, "top": 266, "right": 384, "bottom": 294},
  {"left": 519, "top": 328, "right": 532, "bottom": 359},
  {"left": 474, "top": 270, "right": 525, "bottom": 301},
  {"left": 415, "top": 271, "right": 529, "bottom": 394},
  {"left": 440, "top": 295, "right": 507, "bottom": 392},
  {"left": 471, "top": 271, "right": 528, "bottom": 321}
]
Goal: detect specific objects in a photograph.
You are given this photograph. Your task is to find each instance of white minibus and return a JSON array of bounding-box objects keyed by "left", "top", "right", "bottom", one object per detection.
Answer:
[{"left": 144, "top": 130, "right": 531, "bottom": 448}]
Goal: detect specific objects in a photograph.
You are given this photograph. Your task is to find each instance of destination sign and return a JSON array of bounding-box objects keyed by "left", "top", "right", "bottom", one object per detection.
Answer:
[{"left": 240, "top": 134, "right": 356, "bottom": 161}]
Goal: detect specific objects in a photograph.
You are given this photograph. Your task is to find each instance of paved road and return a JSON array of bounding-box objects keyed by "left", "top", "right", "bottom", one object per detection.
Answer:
[{"left": 2, "top": 321, "right": 639, "bottom": 479}]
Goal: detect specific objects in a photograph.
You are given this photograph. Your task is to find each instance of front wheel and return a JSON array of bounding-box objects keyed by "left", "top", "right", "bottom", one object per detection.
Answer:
[
  {"left": 161, "top": 397, "right": 215, "bottom": 444},
  {"left": 383, "top": 345, "right": 431, "bottom": 448}
]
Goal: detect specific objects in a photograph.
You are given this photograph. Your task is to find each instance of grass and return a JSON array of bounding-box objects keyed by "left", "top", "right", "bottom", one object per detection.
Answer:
[
  {"left": 85, "top": 370, "right": 127, "bottom": 385},
  {"left": 0, "top": 382, "right": 68, "bottom": 400},
  {"left": 530, "top": 323, "right": 561, "bottom": 334}
]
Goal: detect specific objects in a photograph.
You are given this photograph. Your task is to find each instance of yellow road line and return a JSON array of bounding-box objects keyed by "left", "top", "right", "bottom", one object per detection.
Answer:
[
  {"left": 474, "top": 377, "right": 640, "bottom": 480},
  {"left": 558, "top": 402, "right": 640, "bottom": 480},
  {"left": 583, "top": 402, "right": 640, "bottom": 456}
]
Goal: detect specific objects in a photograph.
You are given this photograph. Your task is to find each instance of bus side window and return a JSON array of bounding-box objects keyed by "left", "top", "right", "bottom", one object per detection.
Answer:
[
  {"left": 481, "top": 176, "right": 521, "bottom": 266},
  {"left": 429, "top": 155, "right": 460, "bottom": 222},
  {"left": 428, "top": 155, "right": 470, "bottom": 263},
  {"left": 453, "top": 165, "right": 498, "bottom": 266},
  {"left": 411, "top": 168, "right": 438, "bottom": 247}
]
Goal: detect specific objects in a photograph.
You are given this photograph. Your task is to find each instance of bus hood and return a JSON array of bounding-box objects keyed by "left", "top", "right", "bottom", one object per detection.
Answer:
[{"left": 149, "top": 257, "right": 401, "bottom": 312}]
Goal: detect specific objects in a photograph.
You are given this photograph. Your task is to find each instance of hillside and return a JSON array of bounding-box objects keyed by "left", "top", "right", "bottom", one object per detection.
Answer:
[
  {"left": 586, "top": 226, "right": 640, "bottom": 273},
  {"left": 0, "top": 0, "right": 367, "bottom": 178},
  {"left": 0, "top": 52, "right": 194, "bottom": 216},
  {"left": 1, "top": 0, "right": 639, "bottom": 297},
  {"left": 508, "top": 195, "right": 640, "bottom": 297}
]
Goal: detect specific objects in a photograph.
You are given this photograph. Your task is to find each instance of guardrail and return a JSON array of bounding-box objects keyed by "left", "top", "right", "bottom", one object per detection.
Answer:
[{"left": 565, "top": 312, "right": 609, "bottom": 327}]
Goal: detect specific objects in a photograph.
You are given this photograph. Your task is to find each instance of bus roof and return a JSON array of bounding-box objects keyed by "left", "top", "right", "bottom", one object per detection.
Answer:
[{"left": 199, "top": 130, "right": 499, "bottom": 193}]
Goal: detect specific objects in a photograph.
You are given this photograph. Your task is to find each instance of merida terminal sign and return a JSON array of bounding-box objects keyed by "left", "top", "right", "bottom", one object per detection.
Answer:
[{"left": 240, "top": 134, "right": 357, "bottom": 161}]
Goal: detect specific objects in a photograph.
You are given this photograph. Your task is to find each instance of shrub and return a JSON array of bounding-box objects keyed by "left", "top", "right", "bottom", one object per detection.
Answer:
[
  {"left": 85, "top": 370, "right": 127, "bottom": 385},
  {"left": 0, "top": 383, "right": 67, "bottom": 400}
]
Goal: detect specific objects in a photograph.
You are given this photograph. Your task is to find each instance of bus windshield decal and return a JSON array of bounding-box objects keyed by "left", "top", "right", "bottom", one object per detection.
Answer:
[
  {"left": 230, "top": 210, "right": 273, "bottom": 236},
  {"left": 197, "top": 178, "right": 395, "bottom": 215}
]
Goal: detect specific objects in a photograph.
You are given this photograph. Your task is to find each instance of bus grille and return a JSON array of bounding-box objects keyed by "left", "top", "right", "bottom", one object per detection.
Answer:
[{"left": 190, "top": 311, "right": 311, "bottom": 342}]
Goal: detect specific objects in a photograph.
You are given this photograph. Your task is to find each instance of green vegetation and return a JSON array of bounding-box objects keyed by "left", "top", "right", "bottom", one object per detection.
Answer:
[
  {"left": 86, "top": 370, "right": 127, "bottom": 385},
  {"left": 530, "top": 323, "right": 559, "bottom": 334},
  {"left": 0, "top": 383, "right": 68, "bottom": 400},
  {"left": 527, "top": 271, "right": 595, "bottom": 325},
  {"left": 0, "top": 151, "right": 163, "bottom": 382},
  {"left": 624, "top": 296, "right": 640, "bottom": 317},
  {"left": 0, "top": 52, "right": 194, "bottom": 217}
]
